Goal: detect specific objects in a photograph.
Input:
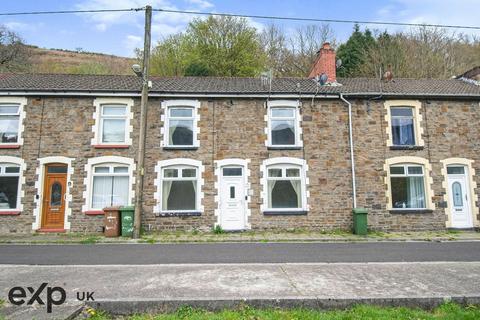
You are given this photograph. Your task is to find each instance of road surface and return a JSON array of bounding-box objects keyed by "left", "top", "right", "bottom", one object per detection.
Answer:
[{"left": 0, "top": 241, "right": 479, "bottom": 265}]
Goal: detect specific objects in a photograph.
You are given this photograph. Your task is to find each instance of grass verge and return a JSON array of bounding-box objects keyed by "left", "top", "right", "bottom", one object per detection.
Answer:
[
  {"left": 80, "top": 236, "right": 101, "bottom": 244},
  {"left": 85, "top": 302, "right": 480, "bottom": 319},
  {"left": 0, "top": 299, "right": 4, "bottom": 320}
]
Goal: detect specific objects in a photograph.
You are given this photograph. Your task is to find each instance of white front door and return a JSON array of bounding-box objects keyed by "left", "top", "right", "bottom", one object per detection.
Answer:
[
  {"left": 219, "top": 166, "right": 246, "bottom": 230},
  {"left": 447, "top": 166, "right": 473, "bottom": 228}
]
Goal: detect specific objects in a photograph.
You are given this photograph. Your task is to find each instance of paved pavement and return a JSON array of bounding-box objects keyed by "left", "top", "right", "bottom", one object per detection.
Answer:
[
  {"left": 1, "top": 241, "right": 480, "bottom": 265},
  {"left": 1, "top": 262, "right": 480, "bottom": 318}
]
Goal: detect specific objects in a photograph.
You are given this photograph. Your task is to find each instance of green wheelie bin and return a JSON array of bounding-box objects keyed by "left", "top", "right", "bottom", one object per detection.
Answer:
[
  {"left": 119, "top": 206, "right": 135, "bottom": 237},
  {"left": 352, "top": 208, "right": 368, "bottom": 235}
]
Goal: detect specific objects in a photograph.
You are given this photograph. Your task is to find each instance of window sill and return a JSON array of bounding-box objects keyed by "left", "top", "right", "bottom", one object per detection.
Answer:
[
  {"left": 163, "top": 146, "right": 199, "bottom": 150},
  {"left": 93, "top": 144, "right": 130, "bottom": 149},
  {"left": 156, "top": 211, "right": 202, "bottom": 217},
  {"left": 389, "top": 209, "right": 433, "bottom": 214},
  {"left": 84, "top": 210, "right": 104, "bottom": 215},
  {"left": 267, "top": 146, "right": 302, "bottom": 150},
  {"left": 0, "top": 144, "right": 21, "bottom": 149},
  {"left": 389, "top": 145, "right": 424, "bottom": 150},
  {"left": 0, "top": 211, "right": 21, "bottom": 215},
  {"left": 263, "top": 210, "right": 308, "bottom": 216}
]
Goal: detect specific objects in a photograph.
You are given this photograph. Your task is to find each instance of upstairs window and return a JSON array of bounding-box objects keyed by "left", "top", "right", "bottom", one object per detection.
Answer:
[
  {"left": 0, "top": 163, "right": 21, "bottom": 210},
  {"left": 0, "top": 104, "right": 20, "bottom": 144},
  {"left": 391, "top": 107, "right": 415, "bottom": 146},
  {"left": 385, "top": 100, "right": 424, "bottom": 148},
  {"left": 162, "top": 100, "right": 200, "bottom": 149},
  {"left": 267, "top": 101, "right": 301, "bottom": 148},
  {"left": 92, "top": 98, "right": 133, "bottom": 147},
  {"left": 100, "top": 105, "right": 128, "bottom": 144},
  {"left": 390, "top": 164, "right": 426, "bottom": 209},
  {"left": 168, "top": 107, "right": 194, "bottom": 146}
]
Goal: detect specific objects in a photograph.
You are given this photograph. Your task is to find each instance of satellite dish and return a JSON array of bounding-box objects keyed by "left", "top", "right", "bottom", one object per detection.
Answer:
[
  {"left": 319, "top": 73, "right": 328, "bottom": 85},
  {"left": 336, "top": 59, "right": 342, "bottom": 68},
  {"left": 131, "top": 64, "right": 143, "bottom": 77}
]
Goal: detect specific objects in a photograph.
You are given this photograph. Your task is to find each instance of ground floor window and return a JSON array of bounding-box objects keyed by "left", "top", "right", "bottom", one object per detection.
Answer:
[
  {"left": 83, "top": 156, "right": 134, "bottom": 213},
  {"left": 268, "top": 166, "right": 302, "bottom": 208},
  {"left": 91, "top": 164, "right": 130, "bottom": 209},
  {"left": 262, "top": 157, "right": 308, "bottom": 212},
  {"left": 0, "top": 163, "right": 20, "bottom": 210},
  {"left": 156, "top": 159, "right": 203, "bottom": 213},
  {"left": 162, "top": 166, "right": 197, "bottom": 211},
  {"left": 390, "top": 164, "right": 426, "bottom": 209}
]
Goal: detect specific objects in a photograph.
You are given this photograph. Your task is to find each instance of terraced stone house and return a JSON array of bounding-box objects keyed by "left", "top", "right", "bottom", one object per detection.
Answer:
[{"left": 0, "top": 45, "right": 480, "bottom": 234}]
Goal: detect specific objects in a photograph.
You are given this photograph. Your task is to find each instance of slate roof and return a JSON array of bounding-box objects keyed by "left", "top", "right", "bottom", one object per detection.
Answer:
[{"left": 0, "top": 73, "right": 479, "bottom": 97}]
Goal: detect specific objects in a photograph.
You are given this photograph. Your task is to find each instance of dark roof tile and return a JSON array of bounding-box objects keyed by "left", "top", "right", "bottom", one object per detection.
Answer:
[{"left": 0, "top": 73, "right": 479, "bottom": 97}]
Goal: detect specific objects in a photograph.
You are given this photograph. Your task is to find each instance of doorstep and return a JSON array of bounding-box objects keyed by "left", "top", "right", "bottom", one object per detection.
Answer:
[{"left": 36, "top": 228, "right": 67, "bottom": 233}]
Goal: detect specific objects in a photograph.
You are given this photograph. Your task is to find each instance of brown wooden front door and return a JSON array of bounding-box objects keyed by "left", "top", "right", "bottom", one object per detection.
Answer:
[{"left": 41, "top": 164, "right": 68, "bottom": 229}]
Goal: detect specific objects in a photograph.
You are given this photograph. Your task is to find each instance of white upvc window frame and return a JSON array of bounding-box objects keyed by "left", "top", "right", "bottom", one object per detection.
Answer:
[
  {"left": 100, "top": 105, "right": 128, "bottom": 144},
  {"left": 260, "top": 157, "right": 309, "bottom": 213},
  {"left": 384, "top": 100, "right": 424, "bottom": 147},
  {"left": 82, "top": 156, "right": 135, "bottom": 213},
  {"left": 384, "top": 156, "right": 435, "bottom": 211},
  {"left": 389, "top": 163, "right": 426, "bottom": 210},
  {"left": 90, "top": 163, "right": 131, "bottom": 210},
  {"left": 161, "top": 100, "right": 200, "bottom": 149},
  {"left": 265, "top": 100, "right": 302, "bottom": 148},
  {"left": 91, "top": 98, "right": 134, "bottom": 147},
  {"left": 0, "top": 162, "right": 22, "bottom": 212},
  {"left": 154, "top": 158, "right": 204, "bottom": 214},
  {"left": 0, "top": 97, "right": 27, "bottom": 147}
]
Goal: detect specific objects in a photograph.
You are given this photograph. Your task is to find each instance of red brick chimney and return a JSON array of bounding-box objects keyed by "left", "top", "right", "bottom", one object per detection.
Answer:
[{"left": 308, "top": 42, "right": 336, "bottom": 82}]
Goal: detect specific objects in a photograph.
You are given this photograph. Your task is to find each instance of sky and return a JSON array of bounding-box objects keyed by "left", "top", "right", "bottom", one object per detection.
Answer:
[{"left": 0, "top": 0, "right": 479, "bottom": 57}]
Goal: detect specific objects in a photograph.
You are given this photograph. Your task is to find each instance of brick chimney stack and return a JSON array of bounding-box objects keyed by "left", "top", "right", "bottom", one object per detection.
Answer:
[{"left": 308, "top": 42, "right": 336, "bottom": 82}]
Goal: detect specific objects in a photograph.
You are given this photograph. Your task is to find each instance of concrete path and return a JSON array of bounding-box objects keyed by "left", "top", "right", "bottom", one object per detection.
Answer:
[
  {"left": 1, "top": 241, "right": 480, "bottom": 264},
  {"left": 1, "top": 262, "right": 480, "bottom": 318}
]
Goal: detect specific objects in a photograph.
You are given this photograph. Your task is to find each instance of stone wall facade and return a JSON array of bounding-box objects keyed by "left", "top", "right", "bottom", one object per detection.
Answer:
[{"left": 1, "top": 95, "right": 479, "bottom": 234}]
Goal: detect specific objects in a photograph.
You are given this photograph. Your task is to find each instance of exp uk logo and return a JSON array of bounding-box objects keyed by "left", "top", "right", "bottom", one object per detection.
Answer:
[{"left": 8, "top": 283, "right": 94, "bottom": 313}]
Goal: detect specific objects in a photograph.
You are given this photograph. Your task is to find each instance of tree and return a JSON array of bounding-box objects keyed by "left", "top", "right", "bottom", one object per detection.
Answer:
[
  {"left": 184, "top": 62, "right": 211, "bottom": 76},
  {"left": 336, "top": 24, "right": 375, "bottom": 77},
  {"left": 259, "top": 24, "right": 290, "bottom": 76},
  {"left": 0, "top": 25, "right": 31, "bottom": 72},
  {"left": 149, "top": 33, "right": 190, "bottom": 76},
  {"left": 149, "top": 16, "right": 266, "bottom": 77},
  {"left": 358, "top": 31, "right": 408, "bottom": 79},
  {"left": 357, "top": 27, "right": 480, "bottom": 79},
  {"left": 289, "top": 24, "right": 337, "bottom": 76}
]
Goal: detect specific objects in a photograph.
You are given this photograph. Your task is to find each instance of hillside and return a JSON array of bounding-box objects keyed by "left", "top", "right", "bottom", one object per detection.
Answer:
[{"left": 27, "top": 46, "right": 136, "bottom": 75}]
